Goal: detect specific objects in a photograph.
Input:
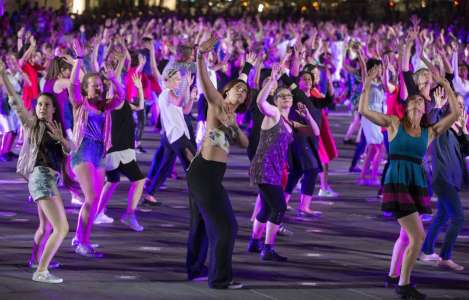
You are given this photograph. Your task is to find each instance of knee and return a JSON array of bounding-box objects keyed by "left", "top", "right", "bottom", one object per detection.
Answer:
[{"left": 57, "top": 221, "right": 70, "bottom": 238}]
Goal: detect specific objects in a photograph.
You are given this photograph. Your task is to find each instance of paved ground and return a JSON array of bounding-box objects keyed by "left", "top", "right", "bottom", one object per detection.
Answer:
[{"left": 0, "top": 112, "right": 468, "bottom": 300}]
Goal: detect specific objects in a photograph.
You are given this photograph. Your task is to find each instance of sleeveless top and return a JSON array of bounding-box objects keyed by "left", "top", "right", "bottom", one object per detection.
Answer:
[
  {"left": 382, "top": 123, "right": 431, "bottom": 214},
  {"left": 249, "top": 118, "right": 293, "bottom": 186},
  {"left": 84, "top": 110, "right": 105, "bottom": 142}
]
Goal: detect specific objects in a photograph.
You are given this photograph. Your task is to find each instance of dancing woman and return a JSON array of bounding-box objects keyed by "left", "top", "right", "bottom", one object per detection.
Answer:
[
  {"left": 68, "top": 40, "right": 124, "bottom": 257},
  {"left": 1, "top": 61, "right": 70, "bottom": 283},
  {"left": 186, "top": 34, "right": 249, "bottom": 289},
  {"left": 248, "top": 65, "right": 320, "bottom": 261},
  {"left": 359, "top": 65, "right": 460, "bottom": 300}
]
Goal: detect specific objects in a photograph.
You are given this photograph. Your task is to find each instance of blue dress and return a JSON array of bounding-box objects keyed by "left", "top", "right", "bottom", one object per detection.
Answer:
[{"left": 382, "top": 124, "right": 432, "bottom": 216}]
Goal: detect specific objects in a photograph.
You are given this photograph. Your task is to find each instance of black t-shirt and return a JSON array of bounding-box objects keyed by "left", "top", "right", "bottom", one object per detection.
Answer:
[
  {"left": 35, "top": 129, "right": 64, "bottom": 172},
  {"left": 108, "top": 101, "right": 135, "bottom": 153}
]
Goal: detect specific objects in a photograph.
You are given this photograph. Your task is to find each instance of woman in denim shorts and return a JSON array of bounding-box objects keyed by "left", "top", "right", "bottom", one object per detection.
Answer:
[
  {"left": 68, "top": 40, "right": 125, "bottom": 257},
  {"left": 1, "top": 60, "right": 70, "bottom": 284}
]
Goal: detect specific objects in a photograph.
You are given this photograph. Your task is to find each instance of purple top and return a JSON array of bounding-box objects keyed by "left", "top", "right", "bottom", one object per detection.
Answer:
[{"left": 249, "top": 118, "right": 293, "bottom": 186}]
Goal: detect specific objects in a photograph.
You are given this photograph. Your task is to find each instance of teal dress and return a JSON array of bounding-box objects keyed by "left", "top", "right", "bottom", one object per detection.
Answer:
[{"left": 382, "top": 124, "right": 432, "bottom": 218}]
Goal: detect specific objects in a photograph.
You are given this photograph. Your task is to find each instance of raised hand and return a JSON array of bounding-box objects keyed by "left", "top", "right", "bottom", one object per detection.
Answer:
[
  {"left": 365, "top": 65, "right": 380, "bottom": 84},
  {"left": 132, "top": 73, "right": 143, "bottom": 89},
  {"left": 138, "top": 53, "right": 147, "bottom": 68},
  {"left": 72, "top": 39, "right": 84, "bottom": 58},
  {"left": 46, "top": 120, "right": 65, "bottom": 142},
  {"left": 271, "top": 63, "right": 282, "bottom": 81},
  {"left": 103, "top": 65, "right": 116, "bottom": 80},
  {"left": 296, "top": 102, "right": 311, "bottom": 119},
  {"left": 433, "top": 86, "right": 447, "bottom": 108},
  {"left": 245, "top": 52, "right": 257, "bottom": 65},
  {"left": 199, "top": 33, "right": 218, "bottom": 54}
]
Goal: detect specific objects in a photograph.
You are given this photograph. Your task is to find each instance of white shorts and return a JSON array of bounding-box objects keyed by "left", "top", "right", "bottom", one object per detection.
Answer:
[{"left": 361, "top": 116, "right": 383, "bottom": 144}]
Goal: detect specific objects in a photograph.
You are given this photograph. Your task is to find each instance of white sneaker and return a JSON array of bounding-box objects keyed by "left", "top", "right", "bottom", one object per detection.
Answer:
[
  {"left": 71, "top": 195, "right": 84, "bottom": 206},
  {"left": 32, "top": 270, "right": 63, "bottom": 283},
  {"left": 94, "top": 212, "right": 114, "bottom": 224},
  {"left": 318, "top": 188, "right": 338, "bottom": 197},
  {"left": 420, "top": 252, "right": 442, "bottom": 262}
]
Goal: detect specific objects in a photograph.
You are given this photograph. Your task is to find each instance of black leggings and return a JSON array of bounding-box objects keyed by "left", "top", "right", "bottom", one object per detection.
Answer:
[
  {"left": 134, "top": 109, "right": 146, "bottom": 142},
  {"left": 284, "top": 168, "right": 319, "bottom": 196},
  {"left": 186, "top": 155, "right": 237, "bottom": 289},
  {"left": 256, "top": 184, "right": 286, "bottom": 225}
]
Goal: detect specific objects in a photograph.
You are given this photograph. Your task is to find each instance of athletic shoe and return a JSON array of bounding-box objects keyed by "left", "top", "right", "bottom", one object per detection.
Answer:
[
  {"left": 419, "top": 252, "right": 441, "bottom": 262},
  {"left": 120, "top": 213, "right": 144, "bottom": 232},
  {"left": 395, "top": 284, "right": 426, "bottom": 300},
  {"left": 296, "top": 210, "right": 322, "bottom": 219},
  {"left": 261, "top": 247, "right": 288, "bottom": 262},
  {"left": 136, "top": 146, "right": 147, "bottom": 154},
  {"left": 437, "top": 260, "right": 464, "bottom": 272},
  {"left": 74, "top": 243, "right": 104, "bottom": 258},
  {"left": 71, "top": 237, "right": 100, "bottom": 249},
  {"left": 277, "top": 224, "right": 293, "bottom": 236},
  {"left": 32, "top": 270, "right": 63, "bottom": 284},
  {"left": 70, "top": 195, "right": 84, "bottom": 206},
  {"left": 94, "top": 212, "right": 114, "bottom": 224},
  {"left": 226, "top": 281, "right": 244, "bottom": 289}
]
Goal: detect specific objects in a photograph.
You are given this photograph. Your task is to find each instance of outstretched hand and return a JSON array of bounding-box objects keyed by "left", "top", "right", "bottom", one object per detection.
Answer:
[
  {"left": 296, "top": 102, "right": 311, "bottom": 119},
  {"left": 72, "top": 39, "right": 84, "bottom": 58},
  {"left": 199, "top": 33, "right": 218, "bottom": 54},
  {"left": 46, "top": 121, "right": 65, "bottom": 143}
]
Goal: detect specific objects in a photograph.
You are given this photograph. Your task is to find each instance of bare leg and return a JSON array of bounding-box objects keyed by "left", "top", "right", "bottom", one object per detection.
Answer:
[
  {"left": 360, "top": 144, "right": 377, "bottom": 180},
  {"left": 370, "top": 143, "right": 384, "bottom": 183},
  {"left": 74, "top": 163, "right": 104, "bottom": 245},
  {"left": 344, "top": 112, "right": 360, "bottom": 141},
  {"left": 250, "top": 194, "right": 262, "bottom": 222},
  {"left": 36, "top": 196, "right": 69, "bottom": 272},
  {"left": 31, "top": 205, "right": 50, "bottom": 264},
  {"left": 265, "top": 222, "right": 279, "bottom": 245},
  {"left": 397, "top": 212, "right": 425, "bottom": 286},
  {"left": 97, "top": 182, "right": 119, "bottom": 215},
  {"left": 320, "top": 163, "right": 329, "bottom": 190},
  {"left": 389, "top": 227, "right": 409, "bottom": 277},
  {"left": 251, "top": 219, "right": 265, "bottom": 239},
  {"left": 127, "top": 179, "right": 145, "bottom": 214}
]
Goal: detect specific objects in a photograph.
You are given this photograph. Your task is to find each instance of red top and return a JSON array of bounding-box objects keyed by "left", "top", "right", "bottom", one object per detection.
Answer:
[
  {"left": 21, "top": 62, "right": 40, "bottom": 110},
  {"left": 386, "top": 87, "right": 405, "bottom": 119},
  {"left": 125, "top": 68, "right": 161, "bottom": 102}
]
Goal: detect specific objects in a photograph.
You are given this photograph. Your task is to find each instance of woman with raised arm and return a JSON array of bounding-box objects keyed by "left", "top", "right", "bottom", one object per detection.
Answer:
[
  {"left": 1, "top": 60, "right": 70, "bottom": 284},
  {"left": 359, "top": 65, "right": 460, "bottom": 300},
  {"left": 186, "top": 33, "right": 249, "bottom": 289},
  {"left": 68, "top": 39, "right": 124, "bottom": 257},
  {"left": 248, "top": 65, "right": 319, "bottom": 262}
]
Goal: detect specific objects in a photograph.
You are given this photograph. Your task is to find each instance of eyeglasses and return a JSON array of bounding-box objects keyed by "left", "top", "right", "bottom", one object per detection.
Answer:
[{"left": 277, "top": 93, "right": 292, "bottom": 99}]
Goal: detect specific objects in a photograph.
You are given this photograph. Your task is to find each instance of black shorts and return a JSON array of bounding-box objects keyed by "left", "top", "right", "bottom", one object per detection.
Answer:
[{"left": 106, "top": 160, "right": 145, "bottom": 183}]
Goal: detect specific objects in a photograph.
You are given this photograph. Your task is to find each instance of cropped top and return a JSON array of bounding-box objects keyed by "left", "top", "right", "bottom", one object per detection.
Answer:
[{"left": 207, "top": 125, "right": 238, "bottom": 154}]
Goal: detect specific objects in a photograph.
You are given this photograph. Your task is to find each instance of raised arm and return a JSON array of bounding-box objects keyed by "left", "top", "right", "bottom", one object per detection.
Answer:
[
  {"left": 429, "top": 76, "right": 460, "bottom": 140},
  {"left": 18, "top": 36, "right": 36, "bottom": 67},
  {"left": 0, "top": 61, "right": 34, "bottom": 128},
  {"left": 146, "top": 39, "right": 162, "bottom": 82},
  {"left": 256, "top": 65, "right": 280, "bottom": 118},
  {"left": 69, "top": 40, "right": 84, "bottom": 107},
  {"left": 182, "top": 75, "right": 195, "bottom": 115},
  {"left": 104, "top": 68, "right": 125, "bottom": 111},
  {"left": 129, "top": 73, "right": 145, "bottom": 111},
  {"left": 358, "top": 65, "right": 395, "bottom": 128},
  {"left": 238, "top": 52, "right": 255, "bottom": 84},
  {"left": 196, "top": 34, "right": 224, "bottom": 107}
]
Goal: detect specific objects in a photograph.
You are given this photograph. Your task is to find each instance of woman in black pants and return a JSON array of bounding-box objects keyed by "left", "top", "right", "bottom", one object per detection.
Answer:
[{"left": 186, "top": 34, "right": 249, "bottom": 289}]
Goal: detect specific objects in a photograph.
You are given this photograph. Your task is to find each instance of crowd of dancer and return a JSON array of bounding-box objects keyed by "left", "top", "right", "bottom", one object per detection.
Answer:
[{"left": 1, "top": 6, "right": 468, "bottom": 299}]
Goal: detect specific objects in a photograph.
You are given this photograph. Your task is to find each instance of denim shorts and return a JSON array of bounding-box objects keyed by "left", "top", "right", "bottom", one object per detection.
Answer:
[
  {"left": 71, "top": 137, "right": 104, "bottom": 168},
  {"left": 28, "top": 166, "right": 60, "bottom": 202}
]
